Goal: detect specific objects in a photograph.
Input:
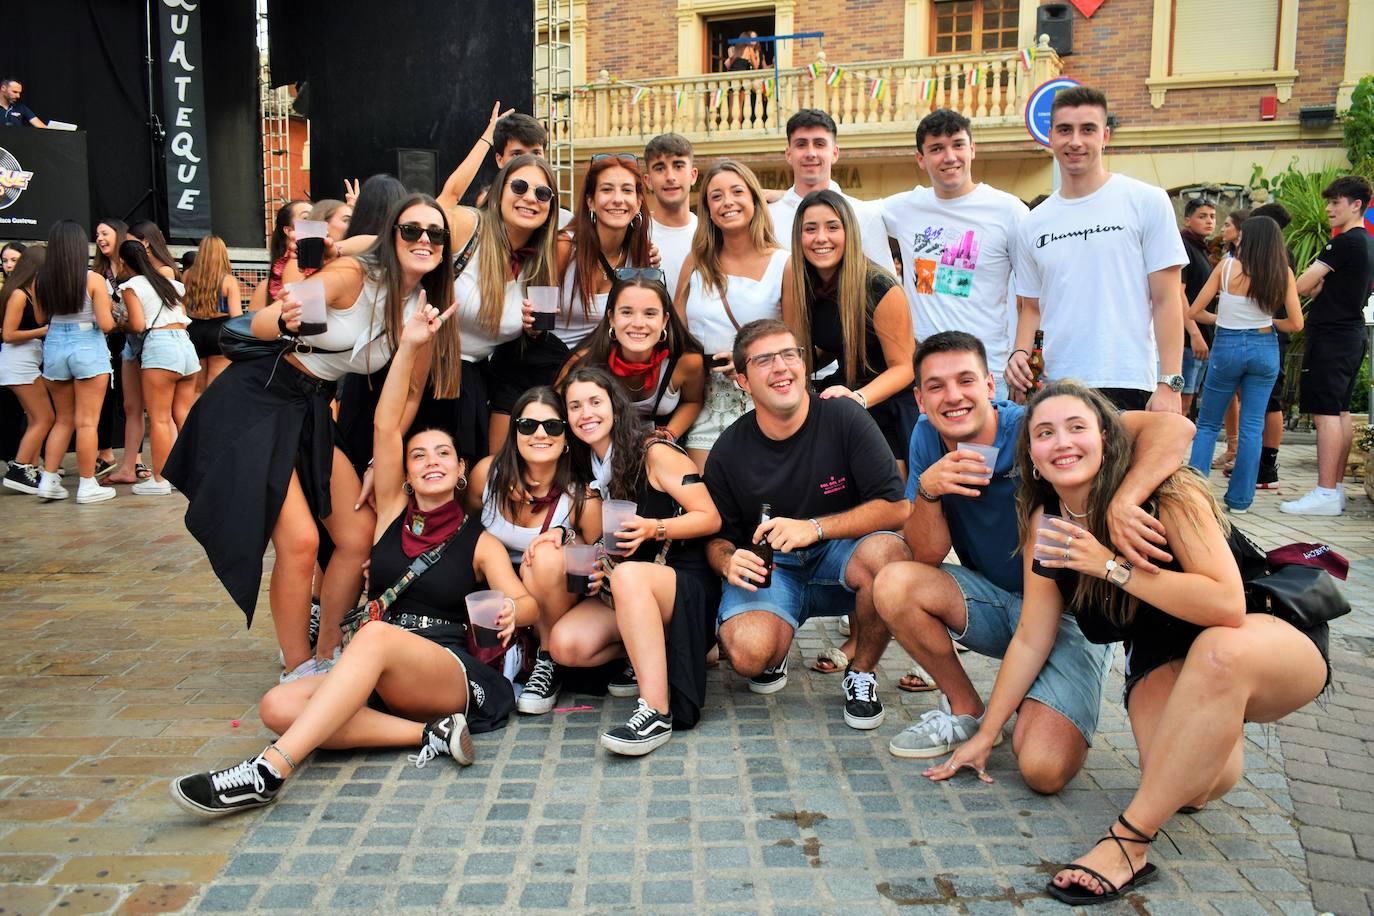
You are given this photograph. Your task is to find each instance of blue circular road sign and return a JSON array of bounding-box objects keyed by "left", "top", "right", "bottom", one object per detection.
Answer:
[{"left": 1024, "top": 77, "right": 1081, "bottom": 147}]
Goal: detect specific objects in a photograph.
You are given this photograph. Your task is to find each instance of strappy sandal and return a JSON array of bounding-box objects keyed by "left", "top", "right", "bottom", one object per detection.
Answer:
[
  {"left": 135, "top": 463, "right": 153, "bottom": 480},
  {"left": 1047, "top": 814, "right": 1176, "bottom": 906},
  {"left": 811, "top": 646, "right": 849, "bottom": 673},
  {"left": 898, "top": 661, "right": 938, "bottom": 693}
]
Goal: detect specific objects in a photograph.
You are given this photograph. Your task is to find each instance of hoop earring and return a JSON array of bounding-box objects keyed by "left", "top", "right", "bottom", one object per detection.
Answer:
[
  {"left": 563, "top": 444, "right": 570, "bottom": 454},
  {"left": 608, "top": 327, "right": 616, "bottom": 340},
  {"left": 1031, "top": 466, "right": 1040, "bottom": 480},
  {"left": 455, "top": 474, "right": 468, "bottom": 492},
  {"left": 589, "top": 211, "right": 597, "bottom": 225},
  {"left": 659, "top": 328, "right": 668, "bottom": 343},
  {"left": 402, "top": 481, "right": 414, "bottom": 495},
  {"left": 630, "top": 211, "right": 643, "bottom": 229}
]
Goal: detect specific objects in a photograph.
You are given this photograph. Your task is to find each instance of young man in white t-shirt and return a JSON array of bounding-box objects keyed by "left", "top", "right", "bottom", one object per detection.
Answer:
[
  {"left": 643, "top": 133, "right": 699, "bottom": 297},
  {"left": 1007, "top": 87, "right": 1186, "bottom": 412},
  {"left": 881, "top": 109, "right": 1027, "bottom": 398},
  {"left": 767, "top": 109, "right": 893, "bottom": 270}
]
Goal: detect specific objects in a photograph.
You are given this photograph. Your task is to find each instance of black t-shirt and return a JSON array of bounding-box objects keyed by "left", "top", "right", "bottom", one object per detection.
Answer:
[
  {"left": 704, "top": 393, "right": 904, "bottom": 546},
  {"left": 1308, "top": 227, "right": 1374, "bottom": 333},
  {"left": 810, "top": 269, "right": 895, "bottom": 388},
  {"left": 1180, "top": 233, "right": 1216, "bottom": 346},
  {"left": 726, "top": 58, "right": 754, "bottom": 73}
]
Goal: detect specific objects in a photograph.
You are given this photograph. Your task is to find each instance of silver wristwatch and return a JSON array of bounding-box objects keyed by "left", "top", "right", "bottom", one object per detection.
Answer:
[{"left": 1158, "top": 373, "right": 1185, "bottom": 393}]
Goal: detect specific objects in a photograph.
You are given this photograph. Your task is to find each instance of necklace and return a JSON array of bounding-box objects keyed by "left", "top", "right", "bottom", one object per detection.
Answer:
[{"left": 1063, "top": 502, "right": 1089, "bottom": 520}]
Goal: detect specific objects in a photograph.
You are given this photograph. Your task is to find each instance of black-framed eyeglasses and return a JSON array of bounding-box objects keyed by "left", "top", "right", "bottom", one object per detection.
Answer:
[
  {"left": 514, "top": 417, "right": 567, "bottom": 437},
  {"left": 613, "top": 267, "right": 665, "bottom": 284},
  {"left": 395, "top": 223, "right": 448, "bottom": 244},
  {"left": 746, "top": 347, "right": 805, "bottom": 370},
  {"left": 592, "top": 153, "right": 639, "bottom": 164},
  {"left": 509, "top": 178, "right": 555, "bottom": 202}
]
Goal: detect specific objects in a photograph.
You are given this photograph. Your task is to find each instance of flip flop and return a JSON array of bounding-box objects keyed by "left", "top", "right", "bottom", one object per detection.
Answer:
[
  {"left": 898, "top": 661, "right": 938, "bottom": 693},
  {"left": 811, "top": 646, "right": 849, "bottom": 673}
]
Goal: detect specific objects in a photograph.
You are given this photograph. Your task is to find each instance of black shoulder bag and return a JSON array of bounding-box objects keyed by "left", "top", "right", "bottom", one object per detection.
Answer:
[{"left": 1228, "top": 527, "right": 1350, "bottom": 630}]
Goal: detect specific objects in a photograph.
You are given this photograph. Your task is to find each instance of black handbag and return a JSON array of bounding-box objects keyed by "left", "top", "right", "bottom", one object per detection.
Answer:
[
  {"left": 1229, "top": 528, "right": 1350, "bottom": 630},
  {"left": 219, "top": 314, "right": 346, "bottom": 363}
]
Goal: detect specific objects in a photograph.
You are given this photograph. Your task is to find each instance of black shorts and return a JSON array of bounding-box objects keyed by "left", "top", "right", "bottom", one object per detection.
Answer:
[
  {"left": 365, "top": 623, "right": 515, "bottom": 734},
  {"left": 188, "top": 316, "right": 229, "bottom": 359},
  {"left": 484, "top": 333, "right": 571, "bottom": 414},
  {"left": 1096, "top": 387, "right": 1150, "bottom": 411},
  {"left": 1299, "top": 331, "right": 1368, "bottom": 416},
  {"left": 869, "top": 388, "right": 920, "bottom": 459}
]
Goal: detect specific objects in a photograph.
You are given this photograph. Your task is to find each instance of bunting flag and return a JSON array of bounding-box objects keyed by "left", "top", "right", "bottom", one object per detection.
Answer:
[
  {"left": 920, "top": 78, "right": 935, "bottom": 101},
  {"left": 631, "top": 87, "right": 646, "bottom": 105},
  {"left": 673, "top": 90, "right": 684, "bottom": 110},
  {"left": 761, "top": 77, "right": 776, "bottom": 98},
  {"left": 807, "top": 61, "right": 823, "bottom": 80},
  {"left": 869, "top": 78, "right": 887, "bottom": 101},
  {"left": 1019, "top": 47, "right": 1035, "bottom": 70},
  {"left": 826, "top": 66, "right": 845, "bottom": 86},
  {"left": 710, "top": 87, "right": 724, "bottom": 110},
  {"left": 968, "top": 66, "right": 981, "bottom": 87}
]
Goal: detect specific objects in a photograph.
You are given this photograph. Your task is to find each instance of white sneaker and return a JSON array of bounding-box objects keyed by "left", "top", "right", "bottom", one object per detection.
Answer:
[
  {"left": 36, "top": 471, "right": 68, "bottom": 501},
  {"left": 838, "top": 615, "right": 851, "bottom": 637},
  {"left": 279, "top": 658, "right": 319, "bottom": 683},
  {"left": 75, "top": 478, "right": 116, "bottom": 504},
  {"left": 131, "top": 477, "right": 173, "bottom": 496},
  {"left": 1279, "top": 488, "right": 1342, "bottom": 516}
]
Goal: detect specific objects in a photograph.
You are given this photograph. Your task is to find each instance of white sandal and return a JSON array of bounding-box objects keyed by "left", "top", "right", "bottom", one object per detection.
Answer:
[
  {"left": 811, "top": 646, "right": 850, "bottom": 674},
  {"left": 898, "top": 661, "right": 938, "bottom": 693}
]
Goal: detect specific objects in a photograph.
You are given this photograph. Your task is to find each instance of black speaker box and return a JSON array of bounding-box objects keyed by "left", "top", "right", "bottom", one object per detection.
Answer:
[
  {"left": 1036, "top": 3, "right": 1073, "bottom": 57},
  {"left": 394, "top": 149, "right": 438, "bottom": 196}
]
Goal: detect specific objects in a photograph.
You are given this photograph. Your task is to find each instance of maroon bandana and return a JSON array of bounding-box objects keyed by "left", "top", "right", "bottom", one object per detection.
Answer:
[
  {"left": 400, "top": 496, "right": 465, "bottom": 558},
  {"left": 510, "top": 246, "right": 537, "bottom": 279}
]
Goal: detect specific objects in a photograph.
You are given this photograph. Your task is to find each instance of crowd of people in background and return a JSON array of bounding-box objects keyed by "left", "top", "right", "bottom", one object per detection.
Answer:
[{"left": 1, "top": 84, "right": 1368, "bottom": 907}]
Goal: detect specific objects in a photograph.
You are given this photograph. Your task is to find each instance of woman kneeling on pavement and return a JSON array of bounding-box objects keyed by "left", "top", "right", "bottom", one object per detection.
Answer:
[
  {"left": 172, "top": 301, "right": 534, "bottom": 817},
  {"left": 932, "top": 379, "right": 1328, "bottom": 905}
]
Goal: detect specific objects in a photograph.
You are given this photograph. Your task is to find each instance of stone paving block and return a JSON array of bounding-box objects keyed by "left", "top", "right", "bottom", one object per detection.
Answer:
[{"left": 195, "top": 883, "right": 257, "bottom": 912}]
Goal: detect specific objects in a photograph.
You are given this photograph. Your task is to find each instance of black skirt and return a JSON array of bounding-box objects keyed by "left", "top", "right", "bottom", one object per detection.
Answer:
[
  {"left": 664, "top": 549, "right": 721, "bottom": 730},
  {"left": 163, "top": 354, "right": 340, "bottom": 625}
]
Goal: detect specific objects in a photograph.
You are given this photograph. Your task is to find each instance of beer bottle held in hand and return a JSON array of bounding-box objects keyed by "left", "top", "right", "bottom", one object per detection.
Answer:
[
  {"left": 750, "top": 503, "right": 774, "bottom": 589},
  {"left": 1027, "top": 330, "right": 1046, "bottom": 391}
]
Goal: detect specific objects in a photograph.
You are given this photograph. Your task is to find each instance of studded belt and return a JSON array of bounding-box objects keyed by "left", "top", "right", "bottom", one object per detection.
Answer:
[{"left": 389, "top": 613, "right": 460, "bottom": 630}]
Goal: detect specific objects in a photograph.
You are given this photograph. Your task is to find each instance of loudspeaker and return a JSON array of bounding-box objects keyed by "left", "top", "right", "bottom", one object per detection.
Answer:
[
  {"left": 1036, "top": 3, "right": 1073, "bottom": 57},
  {"left": 394, "top": 148, "right": 438, "bottom": 196}
]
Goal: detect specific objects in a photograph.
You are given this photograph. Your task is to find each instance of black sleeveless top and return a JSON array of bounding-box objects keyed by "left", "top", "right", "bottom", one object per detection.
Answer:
[
  {"left": 17, "top": 290, "right": 39, "bottom": 331},
  {"left": 809, "top": 269, "right": 896, "bottom": 388},
  {"left": 368, "top": 511, "right": 485, "bottom": 622},
  {"left": 619, "top": 442, "right": 708, "bottom": 572}
]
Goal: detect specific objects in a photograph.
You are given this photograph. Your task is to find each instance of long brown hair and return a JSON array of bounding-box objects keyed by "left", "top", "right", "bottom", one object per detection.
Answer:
[
  {"left": 573, "top": 275, "right": 703, "bottom": 375},
  {"left": 183, "top": 236, "right": 234, "bottom": 319},
  {"left": 787, "top": 189, "right": 882, "bottom": 387},
  {"left": 1234, "top": 215, "right": 1289, "bottom": 316},
  {"left": 36, "top": 221, "right": 91, "bottom": 318},
  {"left": 690, "top": 159, "right": 778, "bottom": 298},
  {"left": 357, "top": 193, "right": 461, "bottom": 398},
  {"left": 128, "top": 221, "right": 180, "bottom": 281},
  {"left": 91, "top": 218, "right": 128, "bottom": 281},
  {"left": 566, "top": 155, "right": 651, "bottom": 322},
  {"left": 1014, "top": 379, "right": 1225, "bottom": 627},
  {"left": 472, "top": 154, "right": 560, "bottom": 334},
  {"left": 560, "top": 365, "right": 647, "bottom": 502},
  {"left": 0, "top": 245, "right": 45, "bottom": 312},
  {"left": 484, "top": 386, "right": 586, "bottom": 526}
]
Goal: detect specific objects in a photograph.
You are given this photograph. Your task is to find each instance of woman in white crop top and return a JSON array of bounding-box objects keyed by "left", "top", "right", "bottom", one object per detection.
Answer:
[
  {"left": 164, "top": 194, "right": 461, "bottom": 682},
  {"left": 1186, "top": 215, "right": 1303, "bottom": 512},
  {"left": 465, "top": 387, "right": 601, "bottom": 660},
  {"left": 674, "top": 159, "right": 787, "bottom": 468}
]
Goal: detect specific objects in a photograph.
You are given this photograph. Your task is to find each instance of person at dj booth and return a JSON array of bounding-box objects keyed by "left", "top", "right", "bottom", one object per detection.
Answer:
[{"left": 0, "top": 78, "right": 47, "bottom": 128}]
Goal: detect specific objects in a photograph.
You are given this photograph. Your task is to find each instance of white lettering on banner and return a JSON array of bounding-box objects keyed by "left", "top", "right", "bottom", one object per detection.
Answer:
[
  {"left": 177, "top": 163, "right": 198, "bottom": 183},
  {"left": 168, "top": 40, "right": 194, "bottom": 71},
  {"left": 170, "top": 13, "right": 189, "bottom": 35},
  {"left": 161, "top": 0, "right": 199, "bottom": 12},
  {"left": 176, "top": 107, "right": 191, "bottom": 127},
  {"left": 170, "top": 132, "right": 201, "bottom": 162},
  {"left": 159, "top": 0, "right": 211, "bottom": 234},
  {"left": 177, "top": 189, "right": 201, "bottom": 211},
  {"left": 173, "top": 76, "right": 191, "bottom": 102}
]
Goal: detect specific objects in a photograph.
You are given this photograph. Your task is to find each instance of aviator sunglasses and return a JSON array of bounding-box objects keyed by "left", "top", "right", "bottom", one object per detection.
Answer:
[{"left": 514, "top": 417, "right": 567, "bottom": 436}]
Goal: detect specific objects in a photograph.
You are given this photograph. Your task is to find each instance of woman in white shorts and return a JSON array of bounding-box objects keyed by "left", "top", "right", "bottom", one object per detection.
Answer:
[
  {"left": 117, "top": 240, "right": 198, "bottom": 496},
  {"left": 0, "top": 247, "right": 53, "bottom": 495},
  {"left": 673, "top": 160, "right": 787, "bottom": 470}
]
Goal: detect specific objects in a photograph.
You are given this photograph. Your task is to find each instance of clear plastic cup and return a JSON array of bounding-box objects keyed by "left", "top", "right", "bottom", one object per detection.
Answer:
[
  {"left": 465, "top": 589, "right": 506, "bottom": 648},
  {"left": 527, "top": 285, "right": 560, "bottom": 332},
  {"left": 285, "top": 278, "right": 328, "bottom": 337},
  {"left": 293, "top": 219, "right": 328, "bottom": 270},
  {"left": 1033, "top": 514, "right": 1080, "bottom": 562},
  {"left": 564, "top": 544, "right": 600, "bottom": 595},
  {"left": 957, "top": 442, "right": 999, "bottom": 480},
  {"left": 602, "top": 499, "right": 640, "bottom": 556}
]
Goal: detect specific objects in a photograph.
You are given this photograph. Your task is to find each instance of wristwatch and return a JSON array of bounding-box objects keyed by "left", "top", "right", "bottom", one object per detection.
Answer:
[
  {"left": 1158, "top": 373, "right": 1185, "bottom": 393},
  {"left": 654, "top": 521, "right": 667, "bottom": 541},
  {"left": 1105, "top": 556, "right": 1134, "bottom": 586}
]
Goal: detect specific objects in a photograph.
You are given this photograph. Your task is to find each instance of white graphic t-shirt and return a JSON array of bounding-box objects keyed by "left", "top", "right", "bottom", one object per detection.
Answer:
[
  {"left": 880, "top": 183, "right": 1027, "bottom": 372},
  {"left": 1013, "top": 173, "right": 1187, "bottom": 392}
]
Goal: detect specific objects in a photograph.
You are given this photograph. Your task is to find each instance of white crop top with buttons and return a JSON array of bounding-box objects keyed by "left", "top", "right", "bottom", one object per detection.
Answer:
[
  {"left": 293, "top": 273, "right": 420, "bottom": 380},
  {"left": 481, "top": 479, "right": 575, "bottom": 563},
  {"left": 683, "top": 248, "right": 788, "bottom": 355},
  {"left": 455, "top": 240, "right": 527, "bottom": 362}
]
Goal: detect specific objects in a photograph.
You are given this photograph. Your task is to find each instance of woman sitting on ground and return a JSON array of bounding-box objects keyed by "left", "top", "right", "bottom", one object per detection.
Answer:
[
  {"left": 557, "top": 272, "right": 705, "bottom": 442},
  {"left": 932, "top": 379, "right": 1328, "bottom": 906},
  {"left": 519, "top": 365, "right": 720, "bottom": 756},
  {"left": 170, "top": 300, "right": 533, "bottom": 818}
]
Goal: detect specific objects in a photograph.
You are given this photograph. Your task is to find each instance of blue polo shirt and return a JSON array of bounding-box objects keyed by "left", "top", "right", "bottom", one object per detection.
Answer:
[
  {"left": 1, "top": 103, "right": 38, "bottom": 127},
  {"left": 904, "top": 400, "right": 1025, "bottom": 594}
]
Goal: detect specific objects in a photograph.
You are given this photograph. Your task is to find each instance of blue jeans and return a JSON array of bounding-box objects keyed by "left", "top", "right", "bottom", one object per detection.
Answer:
[{"left": 1188, "top": 327, "right": 1278, "bottom": 510}]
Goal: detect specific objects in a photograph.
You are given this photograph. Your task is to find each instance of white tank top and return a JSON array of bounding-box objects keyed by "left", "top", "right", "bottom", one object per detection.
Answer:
[
  {"left": 1216, "top": 257, "right": 1275, "bottom": 330},
  {"left": 480, "top": 479, "right": 575, "bottom": 563},
  {"left": 632, "top": 359, "right": 682, "bottom": 421},
  {"left": 683, "top": 248, "right": 788, "bottom": 355},
  {"left": 455, "top": 240, "right": 526, "bottom": 362},
  {"left": 294, "top": 273, "right": 420, "bottom": 380},
  {"left": 554, "top": 262, "right": 611, "bottom": 349}
]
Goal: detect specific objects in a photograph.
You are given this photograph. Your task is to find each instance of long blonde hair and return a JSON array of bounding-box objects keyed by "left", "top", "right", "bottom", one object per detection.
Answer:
[
  {"left": 183, "top": 236, "right": 233, "bottom": 319},
  {"left": 787, "top": 189, "right": 880, "bottom": 387},
  {"left": 690, "top": 159, "right": 778, "bottom": 299},
  {"left": 473, "top": 154, "right": 560, "bottom": 334}
]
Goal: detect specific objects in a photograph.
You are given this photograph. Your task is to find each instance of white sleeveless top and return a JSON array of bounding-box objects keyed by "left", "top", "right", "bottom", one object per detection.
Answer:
[
  {"left": 480, "top": 479, "right": 575, "bottom": 563},
  {"left": 554, "top": 264, "right": 609, "bottom": 349},
  {"left": 632, "top": 360, "right": 682, "bottom": 421},
  {"left": 1216, "top": 257, "right": 1274, "bottom": 330},
  {"left": 294, "top": 273, "right": 420, "bottom": 380},
  {"left": 119, "top": 276, "right": 188, "bottom": 328},
  {"left": 683, "top": 248, "right": 788, "bottom": 355},
  {"left": 455, "top": 240, "right": 526, "bottom": 362}
]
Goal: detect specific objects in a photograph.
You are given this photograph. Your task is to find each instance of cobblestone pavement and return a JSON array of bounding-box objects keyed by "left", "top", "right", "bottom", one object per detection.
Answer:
[{"left": 0, "top": 434, "right": 1369, "bottom": 915}]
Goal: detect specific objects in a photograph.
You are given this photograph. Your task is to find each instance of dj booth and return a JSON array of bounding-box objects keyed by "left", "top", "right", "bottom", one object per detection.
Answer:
[{"left": 0, "top": 128, "right": 91, "bottom": 240}]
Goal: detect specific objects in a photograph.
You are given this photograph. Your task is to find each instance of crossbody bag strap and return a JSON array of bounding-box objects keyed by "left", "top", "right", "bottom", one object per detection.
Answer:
[
  {"left": 453, "top": 212, "right": 480, "bottom": 277},
  {"left": 717, "top": 284, "right": 741, "bottom": 331},
  {"left": 373, "top": 519, "right": 466, "bottom": 619},
  {"left": 538, "top": 497, "right": 562, "bottom": 535}
]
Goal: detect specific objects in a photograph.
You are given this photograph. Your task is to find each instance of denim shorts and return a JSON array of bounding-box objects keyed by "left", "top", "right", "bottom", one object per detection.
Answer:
[
  {"left": 42, "top": 322, "right": 113, "bottom": 381},
  {"left": 140, "top": 329, "right": 201, "bottom": 376},
  {"left": 717, "top": 531, "right": 901, "bottom": 630},
  {"left": 1181, "top": 345, "right": 1208, "bottom": 395},
  {"left": 0, "top": 338, "right": 42, "bottom": 385},
  {"left": 943, "top": 563, "right": 1112, "bottom": 744}
]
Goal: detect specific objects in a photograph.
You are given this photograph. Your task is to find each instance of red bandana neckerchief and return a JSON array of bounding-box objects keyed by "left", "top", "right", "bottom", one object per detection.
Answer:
[
  {"left": 401, "top": 496, "right": 465, "bottom": 558},
  {"left": 510, "top": 246, "right": 537, "bottom": 279},
  {"left": 608, "top": 345, "right": 670, "bottom": 392}
]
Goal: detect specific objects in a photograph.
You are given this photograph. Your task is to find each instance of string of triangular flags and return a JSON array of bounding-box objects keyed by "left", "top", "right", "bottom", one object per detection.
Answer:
[{"left": 599, "top": 45, "right": 1038, "bottom": 109}]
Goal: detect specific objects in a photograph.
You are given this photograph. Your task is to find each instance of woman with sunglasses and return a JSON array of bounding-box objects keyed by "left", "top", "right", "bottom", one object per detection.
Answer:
[
  {"left": 171, "top": 301, "right": 529, "bottom": 819},
  {"left": 558, "top": 273, "right": 706, "bottom": 441},
  {"left": 520, "top": 366, "right": 720, "bottom": 754},
  {"left": 165, "top": 193, "right": 460, "bottom": 684},
  {"left": 675, "top": 160, "right": 788, "bottom": 470}
]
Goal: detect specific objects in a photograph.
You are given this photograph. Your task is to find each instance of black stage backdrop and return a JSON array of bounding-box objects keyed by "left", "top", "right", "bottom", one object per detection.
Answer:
[
  {"left": 0, "top": 0, "right": 262, "bottom": 247},
  {"left": 269, "top": 0, "right": 533, "bottom": 207}
]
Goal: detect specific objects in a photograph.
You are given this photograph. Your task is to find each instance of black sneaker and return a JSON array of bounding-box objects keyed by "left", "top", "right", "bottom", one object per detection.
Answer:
[
  {"left": 516, "top": 651, "right": 561, "bottom": 714},
  {"left": 842, "top": 666, "right": 885, "bottom": 730},
  {"left": 600, "top": 698, "right": 673, "bottom": 756},
  {"left": 409, "top": 713, "right": 474, "bottom": 768},
  {"left": 608, "top": 662, "right": 638, "bottom": 698},
  {"left": 2, "top": 462, "right": 40, "bottom": 495},
  {"left": 748, "top": 656, "right": 788, "bottom": 695},
  {"left": 1256, "top": 463, "right": 1280, "bottom": 489},
  {"left": 169, "top": 755, "right": 284, "bottom": 818}
]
